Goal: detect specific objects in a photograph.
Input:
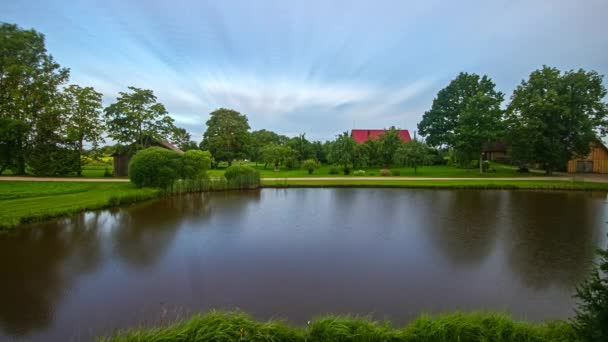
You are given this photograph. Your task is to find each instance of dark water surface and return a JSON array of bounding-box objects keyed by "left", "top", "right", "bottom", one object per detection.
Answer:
[{"left": 1, "top": 189, "right": 607, "bottom": 341}]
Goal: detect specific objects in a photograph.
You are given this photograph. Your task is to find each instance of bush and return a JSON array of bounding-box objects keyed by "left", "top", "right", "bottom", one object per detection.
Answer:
[
  {"left": 343, "top": 166, "right": 350, "bottom": 175},
  {"left": 224, "top": 165, "right": 260, "bottom": 189},
  {"left": 180, "top": 150, "right": 212, "bottom": 179},
  {"left": 329, "top": 166, "right": 340, "bottom": 175},
  {"left": 129, "top": 147, "right": 181, "bottom": 188},
  {"left": 380, "top": 168, "right": 391, "bottom": 176},
  {"left": 573, "top": 234, "right": 608, "bottom": 341},
  {"left": 482, "top": 160, "right": 491, "bottom": 172},
  {"left": 284, "top": 157, "right": 297, "bottom": 169},
  {"left": 302, "top": 159, "right": 320, "bottom": 174},
  {"left": 353, "top": 170, "right": 366, "bottom": 176},
  {"left": 390, "top": 169, "right": 401, "bottom": 176}
]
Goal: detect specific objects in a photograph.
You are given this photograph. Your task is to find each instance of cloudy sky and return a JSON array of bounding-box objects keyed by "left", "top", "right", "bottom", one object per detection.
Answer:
[{"left": 1, "top": 0, "right": 607, "bottom": 141}]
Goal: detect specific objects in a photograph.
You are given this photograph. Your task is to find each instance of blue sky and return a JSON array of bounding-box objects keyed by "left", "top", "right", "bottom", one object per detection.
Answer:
[{"left": 2, "top": 0, "right": 607, "bottom": 142}]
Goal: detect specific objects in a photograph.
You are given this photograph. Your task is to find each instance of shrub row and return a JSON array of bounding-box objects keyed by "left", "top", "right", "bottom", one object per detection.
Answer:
[{"left": 100, "top": 311, "right": 577, "bottom": 342}]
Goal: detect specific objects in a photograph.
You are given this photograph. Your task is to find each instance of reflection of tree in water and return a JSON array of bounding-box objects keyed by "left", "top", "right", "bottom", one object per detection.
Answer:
[
  {"left": 425, "top": 190, "right": 502, "bottom": 267},
  {"left": 110, "top": 191, "right": 260, "bottom": 268},
  {"left": 506, "top": 192, "right": 601, "bottom": 290},
  {"left": 0, "top": 215, "right": 103, "bottom": 336}
]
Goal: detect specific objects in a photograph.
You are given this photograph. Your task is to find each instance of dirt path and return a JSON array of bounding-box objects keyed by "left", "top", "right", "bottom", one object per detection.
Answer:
[{"left": 1, "top": 175, "right": 600, "bottom": 182}]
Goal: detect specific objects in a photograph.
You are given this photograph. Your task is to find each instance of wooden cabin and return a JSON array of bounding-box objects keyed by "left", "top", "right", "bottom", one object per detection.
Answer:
[
  {"left": 567, "top": 141, "right": 608, "bottom": 174},
  {"left": 112, "top": 140, "right": 183, "bottom": 177}
]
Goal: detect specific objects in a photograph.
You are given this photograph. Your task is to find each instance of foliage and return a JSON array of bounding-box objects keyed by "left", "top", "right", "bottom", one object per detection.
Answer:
[
  {"left": 287, "top": 133, "right": 313, "bottom": 161},
  {"left": 170, "top": 127, "right": 193, "bottom": 151},
  {"left": 328, "top": 131, "right": 356, "bottom": 174},
  {"left": 248, "top": 129, "right": 288, "bottom": 163},
  {"left": 573, "top": 235, "right": 608, "bottom": 341},
  {"left": 261, "top": 143, "right": 294, "bottom": 170},
  {"left": 0, "top": 23, "right": 70, "bottom": 175},
  {"left": 390, "top": 169, "right": 401, "bottom": 176},
  {"left": 378, "top": 127, "right": 404, "bottom": 166},
  {"left": 128, "top": 147, "right": 182, "bottom": 188},
  {"left": 418, "top": 73, "right": 505, "bottom": 172},
  {"left": 103, "top": 167, "right": 113, "bottom": 177},
  {"left": 507, "top": 66, "right": 608, "bottom": 174},
  {"left": 394, "top": 139, "right": 434, "bottom": 174},
  {"left": 200, "top": 108, "right": 250, "bottom": 165},
  {"left": 0, "top": 118, "right": 28, "bottom": 174},
  {"left": 380, "top": 168, "right": 391, "bottom": 176},
  {"left": 223, "top": 165, "right": 261, "bottom": 189},
  {"left": 28, "top": 142, "right": 80, "bottom": 176},
  {"left": 353, "top": 170, "right": 366, "bottom": 176},
  {"left": 302, "top": 159, "right": 320, "bottom": 174},
  {"left": 329, "top": 166, "right": 340, "bottom": 175},
  {"left": 60, "top": 84, "right": 104, "bottom": 175},
  {"left": 180, "top": 150, "right": 212, "bottom": 180},
  {"left": 100, "top": 311, "right": 575, "bottom": 342},
  {"left": 104, "top": 87, "right": 175, "bottom": 150}
]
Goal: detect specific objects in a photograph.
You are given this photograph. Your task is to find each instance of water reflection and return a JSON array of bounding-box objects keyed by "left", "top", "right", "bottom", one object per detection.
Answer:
[{"left": 0, "top": 189, "right": 605, "bottom": 341}]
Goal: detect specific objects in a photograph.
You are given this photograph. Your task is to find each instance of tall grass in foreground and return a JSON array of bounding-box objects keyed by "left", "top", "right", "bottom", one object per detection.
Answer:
[{"left": 99, "top": 311, "right": 577, "bottom": 342}]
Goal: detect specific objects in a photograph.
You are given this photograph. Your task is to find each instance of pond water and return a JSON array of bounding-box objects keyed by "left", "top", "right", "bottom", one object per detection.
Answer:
[{"left": 1, "top": 189, "right": 607, "bottom": 341}]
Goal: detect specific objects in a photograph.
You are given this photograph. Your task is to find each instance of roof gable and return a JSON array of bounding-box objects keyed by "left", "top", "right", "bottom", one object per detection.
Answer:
[{"left": 351, "top": 129, "right": 411, "bottom": 144}]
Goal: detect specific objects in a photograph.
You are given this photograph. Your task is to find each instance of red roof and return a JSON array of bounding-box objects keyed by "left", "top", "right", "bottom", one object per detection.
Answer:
[{"left": 351, "top": 129, "right": 412, "bottom": 144}]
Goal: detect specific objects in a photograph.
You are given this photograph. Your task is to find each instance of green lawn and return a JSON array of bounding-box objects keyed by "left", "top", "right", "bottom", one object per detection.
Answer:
[
  {"left": 208, "top": 162, "right": 549, "bottom": 178},
  {"left": 0, "top": 181, "right": 159, "bottom": 229}
]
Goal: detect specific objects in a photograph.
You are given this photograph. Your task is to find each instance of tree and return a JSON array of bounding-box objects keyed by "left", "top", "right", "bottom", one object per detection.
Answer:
[
  {"left": 170, "top": 127, "right": 192, "bottom": 151},
  {"left": 418, "top": 73, "right": 504, "bottom": 149},
  {"left": 573, "top": 234, "right": 608, "bottom": 341},
  {"left": 328, "top": 132, "right": 356, "bottom": 174},
  {"left": 261, "top": 143, "right": 293, "bottom": 170},
  {"left": 104, "top": 87, "right": 175, "bottom": 150},
  {"left": 248, "top": 129, "right": 286, "bottom": 164},
  {"left": 287, "top": 133, "right": 313, "bottom": 162},
  {"left": 394, "top": 139, "right": 434, "bottom": 174},
  {"left": 418, "top": 73, "right": 504, "bottom": 171},
  {"left": 302, "top": 159, "right": 320, "bottom": 174},
  {"left": 180, "top": 150, "right": 212, "bottom": 179},
  {"left": 0, "top": 23, "right": 70, "bottom": 174},
  {"left": 507, "top": 66, "right": 608, "bottom": 174},
  {"left": 60, "top": 85, "right": 104, "bottom": 175},
  {"left": 200, "top": 108, "right": 250, "bottom": 166},
  {"left": 377, "top": 127, "right": 403, "bottom": 166},
  {"left": 0, "top": 118, "right": 28, "bottom": 173}
]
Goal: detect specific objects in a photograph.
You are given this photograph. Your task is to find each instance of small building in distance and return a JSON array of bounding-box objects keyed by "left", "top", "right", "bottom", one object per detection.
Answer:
[
  {"left": 483, "top": 140, "right": 509, "bottom": 163},
  {"left": 351, "top": 129, "right": 411, "bottom": 144},
  {"left": 112, "top": 139, "right": 183, "bottom": 177},
  {"left": 567, "top": 140, "right": 608, "bottom": 174}
]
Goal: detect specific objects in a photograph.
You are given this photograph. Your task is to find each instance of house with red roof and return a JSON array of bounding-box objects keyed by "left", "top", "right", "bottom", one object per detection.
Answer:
[{"left": 351, "top": 129, "right": 412, "bottom": 144}]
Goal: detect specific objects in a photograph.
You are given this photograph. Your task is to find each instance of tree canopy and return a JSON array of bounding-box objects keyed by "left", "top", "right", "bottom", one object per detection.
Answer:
[
  {"left": 201, "top": 108, "right": 250, "bottom": 165},
  {"left": 507, "top": 66, "right": 608, "bottom": 173}
]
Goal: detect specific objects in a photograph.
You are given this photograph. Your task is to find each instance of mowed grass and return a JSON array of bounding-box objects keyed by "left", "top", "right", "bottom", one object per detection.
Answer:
[
  {"left": 0, "top": 181, "right": 159, "bottom": 229},
  {"left": 99, "top": 311, "right": 577, "bottom": 342},
  {"left": 208, "top": 162, "right": 549, "bottom": 178},
  {"left": 262, "top": 178, "right": 608, "bottom": 191}
]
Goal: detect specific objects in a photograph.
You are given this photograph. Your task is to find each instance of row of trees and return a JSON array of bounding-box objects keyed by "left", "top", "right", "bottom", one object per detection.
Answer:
[
  {"left": 418, "top": 68, "right": 608, "bottom": 174},
  {"left": 0, "top": 23, "right": 196, "bottom": 176}
]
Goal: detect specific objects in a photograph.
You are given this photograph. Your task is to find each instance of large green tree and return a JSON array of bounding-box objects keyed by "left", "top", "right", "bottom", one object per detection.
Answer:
[
  {"left": 507, "top": 66, "right": 608, "bottom": 174},
  {"left": 104, "top": 87, "right": 175, "bottom": 150},
  {"left": 377, "top": 127, "right": 403, "bottom": 166},
  {"left": 170, "top": 127, "right": 193, "bottom": 151},
  {"left": 200, "top": 108, "right": 250, "bottom": 165},
  {"left": 418, "top": 73, "right": 504, "bottom": 171},
  {"left": 287, "top": 133, "right": 313, "bottom": 162},
  {"left": 328, "top": 132, "right": 356, "bottom": 174},
  {"left": 0, "top": 23, "right": 70, "bottom": 174},
  {"left": 60, "top": 84, "right": 104, "bottom": 175},
  {"left": 260, "top": 143, "right": 293, "bottom": 170}
]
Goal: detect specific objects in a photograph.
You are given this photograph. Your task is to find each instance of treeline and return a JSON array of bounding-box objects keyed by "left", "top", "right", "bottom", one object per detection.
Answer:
[
  {"left": 0, "top": 23, "right": 196, "bottom": 176},
  {"left": 418, "top": 70, "right": 608, "bottom": 174}
]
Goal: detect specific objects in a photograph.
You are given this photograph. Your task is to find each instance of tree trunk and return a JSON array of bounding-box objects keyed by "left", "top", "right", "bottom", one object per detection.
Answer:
[{"left": 77, "top": 138, "right": 83, "bottom": 176}]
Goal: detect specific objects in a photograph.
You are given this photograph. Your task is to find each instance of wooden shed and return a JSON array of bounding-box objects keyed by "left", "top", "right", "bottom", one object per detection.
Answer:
[
  {"left": 567, "top": 141, "right": 608, "bottom": 174},
  {"left": 112, "top": 140, "right": 183, "bottom": 177}
]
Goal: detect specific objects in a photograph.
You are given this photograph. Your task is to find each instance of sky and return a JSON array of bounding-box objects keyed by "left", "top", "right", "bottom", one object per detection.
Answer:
[{"left": 1, "top": 0, "right": 608, "bottom": 142}]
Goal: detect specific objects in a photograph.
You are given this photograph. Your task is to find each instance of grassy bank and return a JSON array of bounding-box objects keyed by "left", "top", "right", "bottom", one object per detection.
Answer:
[
  {"left": 0, "top": 181, "right": 160, "bottom": 229},
  {"left": 262, "top": 178, "right": 608, "bottom": 191},
  {"left": 99, "top": 311, "right": 577, "bottom": 342}
]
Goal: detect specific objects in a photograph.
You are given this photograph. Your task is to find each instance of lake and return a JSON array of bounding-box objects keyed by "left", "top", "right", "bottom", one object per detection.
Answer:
[{"left": 0, "top": 188, "right": 607, "bottom": 341}]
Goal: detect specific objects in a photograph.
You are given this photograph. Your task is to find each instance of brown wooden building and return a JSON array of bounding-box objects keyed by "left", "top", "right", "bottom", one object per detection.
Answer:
[
  {"left": 113, "top": 140, "right": 183, "bottom": 177},
  {"left": 567, "top": 141, "right": 608, "bottom": 174}
]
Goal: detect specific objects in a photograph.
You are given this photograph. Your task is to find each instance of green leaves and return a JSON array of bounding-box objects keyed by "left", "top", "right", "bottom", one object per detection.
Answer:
[{"left": 201, "top": 108, "right": 250, "bottom": 164}]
